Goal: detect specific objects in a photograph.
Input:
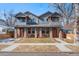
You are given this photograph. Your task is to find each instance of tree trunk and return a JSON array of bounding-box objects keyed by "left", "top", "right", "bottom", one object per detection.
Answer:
[{"left": 74, "top": 4, "right": 79, "bottom": 45}]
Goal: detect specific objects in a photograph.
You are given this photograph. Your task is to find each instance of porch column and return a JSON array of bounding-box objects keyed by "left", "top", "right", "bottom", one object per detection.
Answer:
[
  {"left": 39, "top": 28, "right": 42, "bottom": 38},
  {"left": 17, "top": 28, "right": 20, "bottom": 37},
  {"left": 24, "top": 28, "right": 27, "bottom": 38},
  {"left": 14, "top": 28, "right": 17, "bottom": 38},
  {"left": 50, "top": 27, "right": 53, "bottom": 38},
  {"left": 35, "top": 28, "right": 37, "bottom": 38},
  {"left": 57, "top": 28, "right": 60, "bottom": 37},
  {"left": 59, "top": 31, "right": 62, "bottom": 39}
]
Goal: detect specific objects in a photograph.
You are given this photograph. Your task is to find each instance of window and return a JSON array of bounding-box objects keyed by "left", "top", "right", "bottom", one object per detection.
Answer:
[
  {"left": 32, "top": 31, "right": 35, "bottom": 33},
  {"left": 46, "top": 31, "right": 49, "bottom": 34},
  {"left": 18, "top": 17, "right": 25, "bottom": 22},
  {"left": 52, "top": 17, "right": 59, "bottom": 22},
  {"left": 28, "top": 31, "right": 31, "bottom": 33},
  {"left": 26, "top": 16, "right": 31, "bottom": 23},
  {"left": 42, "top": 28, "right": 49, "bottom": 34},
  {"left": 42, "top": 28, "right": 45, "bottom": 34},
  {"left": 20, "top": 19, "right": 25, "bottom": 22},
  {"left": 27, "top": 28, "right": 35, "bottom": 34},
  {"left": 26, "top": 16, "right": 30, "bottom": 20},
  {"left": 47, "top": 19, "right": 48, "bottom": 21},
  {"left": 42, "top": 31, "right": 45, "bottom": 33},
  {"left": 27, "top": 28, "right": 31, "bottom": 34},
  {"left": 28, "top": 28, "right": 31, "bottom": 30},
  {"left": 32, "top": 28, "right": 35, "bottom": 34},
  {"left": 47, "top": 16, "right": 52, "bottom": 21}
]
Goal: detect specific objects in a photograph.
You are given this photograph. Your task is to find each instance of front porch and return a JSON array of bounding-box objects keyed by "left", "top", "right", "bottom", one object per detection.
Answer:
[{"left": 14, "top": 27, "right": 60, "bottom": 38}]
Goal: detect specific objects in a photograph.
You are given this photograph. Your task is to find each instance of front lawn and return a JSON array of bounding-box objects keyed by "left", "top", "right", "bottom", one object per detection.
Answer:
[
  {"left": 66, "top": 45, "right": 79, "bottom": 52},
  {"left": 13, "top": 45, "right": 60, "bottom": 52},
  {"left": 0, "top": 45, "right": 10, "bottom": 50},
  {"left": 15, "top": 38, "right": 56, "bottom": 43},
  {"left": 63, "top": 39, "right": 74, "bottom": 43}
]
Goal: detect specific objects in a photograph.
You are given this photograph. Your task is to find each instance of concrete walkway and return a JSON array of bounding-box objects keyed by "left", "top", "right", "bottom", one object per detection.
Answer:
[
  {"left": 55, "top": 39, "right": 73, "bottom": 52},
  {"left": 56, "top": 45, "right": 72, "bottom": 52},
  {"left": 55, "top": 38, "right": 67, "bottom": 44},
  {"left": 1, "top": 44, "right": 19, "bottom": 52},
  {"left": 56, "top": 38, "right": 74, "bottom": 45}
]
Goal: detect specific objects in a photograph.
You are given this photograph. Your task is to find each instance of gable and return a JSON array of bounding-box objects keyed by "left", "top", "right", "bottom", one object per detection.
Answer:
[
  {"left": 15, "top": 12, "right": 25, "bottom": 18},
  {"left": 39, "top": 11, "right": 61, "bottom": 20},
  {"left": 39, "top": 11, "right": 53, "bottom": 18},
  {"left": 24, "top": 11, "right": 38, "bottom": 17}
]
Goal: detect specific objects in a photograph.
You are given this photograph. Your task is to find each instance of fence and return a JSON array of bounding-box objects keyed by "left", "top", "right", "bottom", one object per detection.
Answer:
[{"left": 0, "top": 32, "right": 14, "bottom": 39}]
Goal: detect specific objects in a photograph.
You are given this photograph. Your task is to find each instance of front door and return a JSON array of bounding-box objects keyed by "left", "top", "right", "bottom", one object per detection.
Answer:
[
  {"left": 52, "top": 27, "right": 59, "bottom": 38},
  {"left": 20, "top": 28, "right": 24, "bottom": 37}
]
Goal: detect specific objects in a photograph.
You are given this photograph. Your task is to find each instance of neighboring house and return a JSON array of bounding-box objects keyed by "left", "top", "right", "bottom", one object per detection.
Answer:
[
  {"left": 0, "top": 19, "right": 7, "bottom": 34},
  {"left": 63, "top": 20, "right": 79, "bottom": 34},
  {"left": 14, "top": 11, "right": 62, "bottom": 38},
  {"left": 63, "top": 20, "right": 79, "bottom": 39},
  {"left": 63, "top": 21, "right": 74, "bottom": 34}
]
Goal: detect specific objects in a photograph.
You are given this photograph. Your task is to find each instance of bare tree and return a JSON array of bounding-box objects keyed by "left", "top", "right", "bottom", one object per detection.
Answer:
[
  {"left": 73, "top": 3, "right": 79, "bottom": 45},
  {"left": 49, "top": 3, "right": 74, "bottom": 25},
  {"left": 3, "top": 10, "right": 16, "bottom": 27},
  {"left": 51, "top": 3, "right": 79, "bottom": 44}
]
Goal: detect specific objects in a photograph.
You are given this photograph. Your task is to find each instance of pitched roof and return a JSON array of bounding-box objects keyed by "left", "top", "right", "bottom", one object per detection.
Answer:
[
  {"left": 39, "top": 11, "right": 53, "bottom": 17},
  {"left": 24, "top": 11, "right": 38, "bottom": 17},
  {"left": 15, "top": 11, "right": 38, "bottom": 18},
  {"left": 15, "top": 12, "right": 25, "bottom": 17},
  {"left": 52, "top": 12, "right": 61, "bottom": 17},
  {"left": 39, "top": 11, "right": 61, "bottom": 18}
]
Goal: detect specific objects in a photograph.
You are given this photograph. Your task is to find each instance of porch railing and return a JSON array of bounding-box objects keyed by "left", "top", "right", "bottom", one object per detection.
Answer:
[{"left": 15, "top": 22, "right": 61, "bottom": 27}]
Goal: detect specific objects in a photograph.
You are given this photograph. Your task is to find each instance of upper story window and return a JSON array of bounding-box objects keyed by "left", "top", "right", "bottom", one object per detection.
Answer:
[
  {"left": 17, "top": 17, "right": 25, "bottom": 22},
  {"left": 26, "top": 16, "right": 31, "bottom": 22},
  {"left": 20, "top": 19, "right": 25, "bottom": 22},
  {"left": 47, "top": 16, "right": 59, "bottom": 22},
  {"left": 26, "top": 16, "right": 30, "bottom": 20},
  {"left": 26, "top": 16, "right": 37, "bottom": 25},
  {"left": 51, "top": 17, "right": 59, "bottom": 22},
  {"left": 46, "top": 18, "right": 49, "bottom": 21},
  {"left": 46, "top": 16, "right": 52, "bottom": 22}
]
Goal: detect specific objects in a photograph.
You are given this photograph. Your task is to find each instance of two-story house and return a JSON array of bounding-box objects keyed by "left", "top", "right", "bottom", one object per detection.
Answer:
[{"left": 14, "top": 11, "right": 62, "bottom": 38}]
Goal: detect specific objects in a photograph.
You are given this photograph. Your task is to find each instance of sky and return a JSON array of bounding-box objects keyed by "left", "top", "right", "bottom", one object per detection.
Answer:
[{"left": 0, "top": 3, "right": 56, "bottom": 16}]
